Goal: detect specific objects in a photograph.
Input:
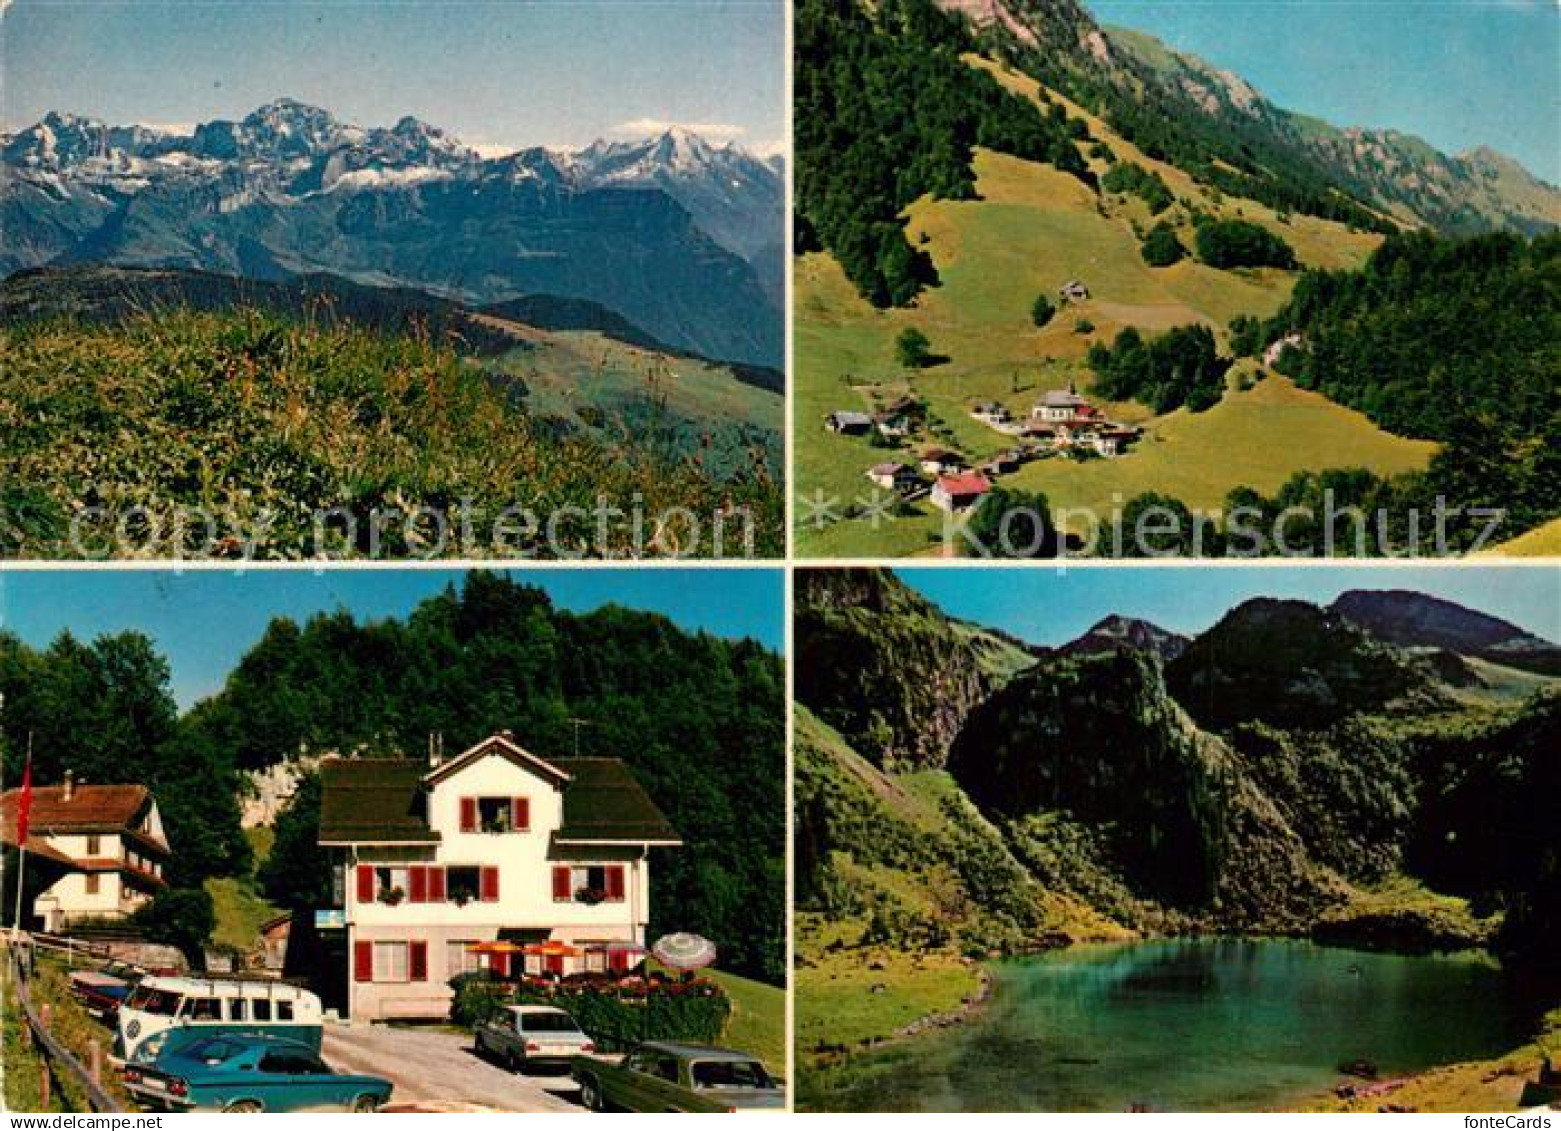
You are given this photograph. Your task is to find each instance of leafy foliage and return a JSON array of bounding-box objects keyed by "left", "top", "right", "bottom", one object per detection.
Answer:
[
  {"left": 1139, "top": 220, "right": 1187, "bottom": 267},
  {"left": 0, "top": 631, "right": 252, "bottom": 886},
  {"left": 796, "top": 0, "right": 1093, "bottom": 306},
  {"left": 1030, "top": 293, "right": 1056, "bottom": 327},
  {"left": 257, "top": 772, "right": 334, "bottom": 911},
  {"left": 1101, "top": 161, "right": 1173, "bottom": 214},
  {"left": 1249, "top": 230, "right": 1561, "bottom": 543},
  {"left": 964, "top": 486, "right": 1062, "bottom": 558},
  {"left": 894, "top": 327, "right": 933, "bottom": 369},
  {"left": 0, "top": 309, "right": 782, "bottom": 558},
  {"left": 1087, "top": 324, "right": 1230, "bottom": 413},
  {"left": 132, "top": 888, "right": 218, "bottom": 966},
  {"left": 1195, "top": 218, "right": 1299, "bottom": 269}
]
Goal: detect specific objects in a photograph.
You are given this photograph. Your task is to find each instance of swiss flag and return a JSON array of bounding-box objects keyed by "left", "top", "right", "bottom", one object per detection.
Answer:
[{"left": 15, "top": 757, "right": 32, "bottom": 845}]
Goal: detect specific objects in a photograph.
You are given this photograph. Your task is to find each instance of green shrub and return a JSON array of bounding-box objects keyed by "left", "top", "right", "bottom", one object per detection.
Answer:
[
  {"left": 450, "top": 972, "right": 510, "bottom": 1028},
  {"left": 1140, "top": 221, "right": 1188, "bottom": 267},
  {"left": 1195, "top": 218, "right": 1298, "bottom": 270},
  {"left": 1030, "top": 294, "right": 1056, "bottom": 328}
]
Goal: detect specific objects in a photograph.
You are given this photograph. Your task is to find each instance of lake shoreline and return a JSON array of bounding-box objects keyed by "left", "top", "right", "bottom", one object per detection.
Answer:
[{"left": 801, "top": 936, "right": 1542, "bottom": 1113}]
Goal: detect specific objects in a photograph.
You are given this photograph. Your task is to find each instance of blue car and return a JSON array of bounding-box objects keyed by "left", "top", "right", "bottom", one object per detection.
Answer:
[{"left": 123, "top": 1033, "right": 393, "bottom": 1113}]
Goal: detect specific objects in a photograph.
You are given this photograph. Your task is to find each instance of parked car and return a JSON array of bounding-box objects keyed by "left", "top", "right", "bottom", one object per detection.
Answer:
[
  {"left": 122, "top": 1033, "right": 392, "bottom": 1113},
  {"left": 69, "top": 960, "right": 147, "bottom": 1021},
  {"left": 476, "top": 1004, "right": 595, "bottom": 1072},
  {"left": 572, "top": 1040, "right": 784, "bottom": 1112},
  {"left": 115, "top": 975, "right": 323, "bottom": 1062}
]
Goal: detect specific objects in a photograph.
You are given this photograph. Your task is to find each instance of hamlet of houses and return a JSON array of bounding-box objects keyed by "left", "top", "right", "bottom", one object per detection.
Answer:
[{"left": 826, "top": 377, "right": 1141, "bottom": 516}]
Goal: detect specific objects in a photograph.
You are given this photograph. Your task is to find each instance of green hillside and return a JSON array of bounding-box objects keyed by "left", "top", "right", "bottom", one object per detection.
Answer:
[
  {"left": 2, "top": 307, "right": 782, "bottom": 558},
  {"left": 794, "top": 61, "right": 1429, "bottom": 556},
  {"left": 793, "top": 570, "right": 1561, "bottom": 1107}
]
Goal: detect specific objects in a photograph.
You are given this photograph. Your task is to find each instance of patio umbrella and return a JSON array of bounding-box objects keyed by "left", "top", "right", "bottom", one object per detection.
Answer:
[
  {"left": 520, "top": 941, "right": 583, "bottom": 957},
  {"left": 465, "top": 940, "right": 526, "bottom": 955},
  {"left": 651, "top": 932, "right": 717, "bottom": 972}
]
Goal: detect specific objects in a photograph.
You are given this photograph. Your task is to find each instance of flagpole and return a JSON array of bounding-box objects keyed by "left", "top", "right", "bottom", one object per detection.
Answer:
[{"left": 11, "top": 732, "right": 32, "bottom": 942}]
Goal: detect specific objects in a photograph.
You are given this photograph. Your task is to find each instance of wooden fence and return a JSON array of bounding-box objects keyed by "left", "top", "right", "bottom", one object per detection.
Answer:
[{"left": 5, "top": 940, "right": 124, "bottom": 1113}]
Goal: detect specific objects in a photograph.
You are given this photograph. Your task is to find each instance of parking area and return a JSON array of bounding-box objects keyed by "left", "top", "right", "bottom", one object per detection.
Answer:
[{"left": 322, "top": 1023, "right": 588, "bottom": 1113}]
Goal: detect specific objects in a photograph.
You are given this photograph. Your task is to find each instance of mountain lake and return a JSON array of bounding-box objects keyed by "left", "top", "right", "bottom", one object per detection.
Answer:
[{"left": 804, "top": 938, "right": 1535, "bottom": 1111}]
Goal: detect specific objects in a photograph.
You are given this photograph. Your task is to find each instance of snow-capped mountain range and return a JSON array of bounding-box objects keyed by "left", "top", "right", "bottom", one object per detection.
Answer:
[{"left": 1, "top": 100, "right": 785, "bottom": 366}]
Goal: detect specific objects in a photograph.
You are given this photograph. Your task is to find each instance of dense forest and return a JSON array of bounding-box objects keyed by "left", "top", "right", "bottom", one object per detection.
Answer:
[
  {"left": 1246, "top": 230, "right": 1560, "bottom": 545},
  {"left": 795, "top": 0, "right": 1092, "bottom": 305},
  {"left": 0, "top": 573, "right": 786, "bottom": 984},
  {"left": 1194, "top": 217, "right": 1299, "bottom": 270},
  {"left": 1087, "top": 323, "right": 1230, "bottom": 413}
]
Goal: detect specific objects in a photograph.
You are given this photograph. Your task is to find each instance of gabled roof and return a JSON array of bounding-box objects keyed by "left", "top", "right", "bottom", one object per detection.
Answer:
[
  {"left": 937, "top": 472, "right": 992, "bottom": 496},
  {"left": 867, "top": 462, "right": 912, "bottom": 477},
  {"left": 828, "top": 410, "right": 872, "bottom": 425},
  {"left": 318, "top": 759, "right": 438, "bottom": 845},
  {"left": 317, "top": 744, "right": 679, "bottom": 848},
  {"left": 550, "top": 759, "right": 680, "bottom": 846},
  {"left": 0, "top": 784, "right": 167, "bottom": 853},
  {"left": 1041, "top": 389, "right": 1090, "bottom": 407},
  {"left": 424, "top": 733, "right": 571, "bottom": 788}
]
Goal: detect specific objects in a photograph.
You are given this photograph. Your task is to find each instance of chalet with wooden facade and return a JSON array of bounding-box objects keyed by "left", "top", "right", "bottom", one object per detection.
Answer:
[
  {"left": 0, "top": 775, "right": 169, "bottom": 932},
  {"left": 317, "top": 733, "right": 679, "bottom": 1021}
]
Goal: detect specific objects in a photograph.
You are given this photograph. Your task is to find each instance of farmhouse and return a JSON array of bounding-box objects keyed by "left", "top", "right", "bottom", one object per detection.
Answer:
[
  {"left": 969, "top": 402, "right": 1012, "bottom": 426},
  {"left": 1033, "top": 385, "right": 1096, "bottom": 424},
  {"left": 872, "top": 410, "right": 912, "bottom": 439},
  {"left": 317, "top": 732, "right": 680, "bottom": 1021},
  {"left": 0, "top": 774, "right": 170, "bottom": 933},
  {"left": 931, "top": 471, "right": 992, "bottom": 512},
  {"left": 826, "top": 411, "right": 872, "bottom": 435},
  {"left": 1058, "top": 280, "right": 1090, "bottom": 303},
  {"left": 865, "top": 462, "right": 920, "bottom": 493},
  {"left": 919, "top": 448, "right": 965, "bottom": 476},
  {"left": 1091, "top": 429, "right": 1138, "bottom": 457}
]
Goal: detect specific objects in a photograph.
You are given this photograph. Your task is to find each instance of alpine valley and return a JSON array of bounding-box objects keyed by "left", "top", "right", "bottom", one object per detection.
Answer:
[
  {"left": 795, "top": 568, "right": 1561, "bottom": 1111},
  {"left": 793, "top": 0, "right": 1561, "bottom": 558},
  {"left": 0, "top": 103, "right": 786, "bottom": 557}
]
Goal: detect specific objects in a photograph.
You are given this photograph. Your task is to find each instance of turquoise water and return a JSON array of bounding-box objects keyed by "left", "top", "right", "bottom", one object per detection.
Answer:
[{"left": 805, "top": 939, "right": 1534, "bottom": 1112}]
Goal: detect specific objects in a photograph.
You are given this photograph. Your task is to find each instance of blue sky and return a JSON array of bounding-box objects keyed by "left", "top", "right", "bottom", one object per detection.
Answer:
[
  {"left": 1087, "top": 0, "right": 1559, "bottom": 182},
  {"left": 0, "top": 0, "right": 786, "bottom": 155},
  {"left": 898, "top": 565, "right": 1560, "bottom": 648},
  {"left": 0, "top": 568, "right": 784, "bottom": 709}
]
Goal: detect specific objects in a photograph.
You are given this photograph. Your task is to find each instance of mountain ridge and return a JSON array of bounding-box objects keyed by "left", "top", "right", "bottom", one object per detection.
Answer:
[
  {"left": 932, "top": 0, "right": 1559, "bottom": 236},
  {"left": 1, "top": 101, "right": 785, "bottom": 367}
]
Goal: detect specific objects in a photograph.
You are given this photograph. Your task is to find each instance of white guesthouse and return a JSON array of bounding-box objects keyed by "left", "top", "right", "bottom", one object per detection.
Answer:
[{"left": 318, "top": 733, "right": 680, "bottom": 1021}]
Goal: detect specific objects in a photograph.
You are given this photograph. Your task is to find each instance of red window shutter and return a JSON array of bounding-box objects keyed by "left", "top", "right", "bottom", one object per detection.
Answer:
[
  {"left": 512, "top": 797, "right": 530, "bottom": 831},
  {"left": 492, "top": 952, "right": 509, "bottom": 979},
  {"left": 606, "top": 866, "right": 626, "bottom": 902},
  {"left": 410, "top": 941, "right": 428, "bottom": 982},
  {"left": 356, "top": 865, "right": 375, "bottom": 904},
  {"left": 354, "top": 941, "right": 374, "bottom": 982},
  {"left": 480, "top": 866, "right": 500, "bottom": 902},
  {"left": 546, "top": 954, "right": 564, "bottom": 976},
  {"left": 551, "top": 866, "right": 572, "bottom": 902},
  {"left": 429, "top": 866, "right": 447, "bottom": 902},
  {"left": 459, "top": 797, "right": 477, "bottom": 832},
  {"left": 609, "top": 950, "right": 628, "bottom": 974},
  {"left": 409, "top": 866, "right": 428, "bottom": 904}
]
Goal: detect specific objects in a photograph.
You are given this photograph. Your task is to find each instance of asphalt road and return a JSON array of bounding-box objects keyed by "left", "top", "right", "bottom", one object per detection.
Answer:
[{"left": 322, "top": 1023, "right": 587, "bottom": 1113}]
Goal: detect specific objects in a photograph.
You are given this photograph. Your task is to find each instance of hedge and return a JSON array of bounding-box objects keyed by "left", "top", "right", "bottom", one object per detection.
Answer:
[{"left": 450, "top": 972, "right": 731, "bottom": 1051}]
